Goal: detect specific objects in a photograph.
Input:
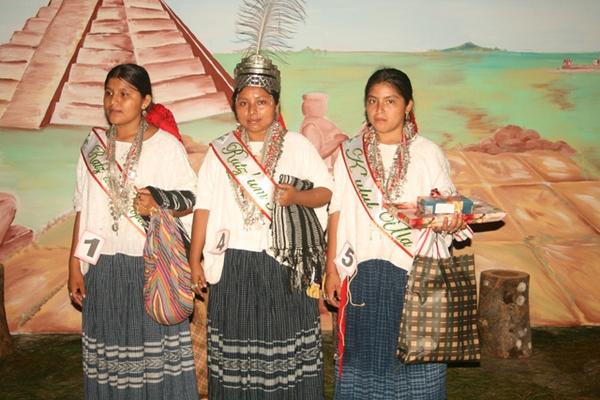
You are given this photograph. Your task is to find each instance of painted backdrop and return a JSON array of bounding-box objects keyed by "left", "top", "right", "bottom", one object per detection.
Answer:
[{"left": 1, "top": 0, "right": 599, "bottom": 333}]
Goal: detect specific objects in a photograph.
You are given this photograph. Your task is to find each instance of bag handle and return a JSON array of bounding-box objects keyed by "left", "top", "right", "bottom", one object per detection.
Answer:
[
  {"left": 145, "top": 208, "right": 170, "bottom": 261},
  {"left": 414, "top": 228, "right": 434, "bottom": 257},
  {"left": 434, "top": 234, "right": 451, "bottom": 259},
  {"left": 415, "top": 228, "right": 451, "bottom": 259}
]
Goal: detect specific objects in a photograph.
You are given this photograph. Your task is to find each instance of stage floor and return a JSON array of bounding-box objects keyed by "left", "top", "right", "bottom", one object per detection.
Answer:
[{"left": 1, "top": 327, "right": 599, "bottom": 399}]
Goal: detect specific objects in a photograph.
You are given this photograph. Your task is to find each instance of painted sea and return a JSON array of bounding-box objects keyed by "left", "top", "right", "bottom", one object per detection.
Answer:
[{"left": 1, "top": 50, "right": 599, "bottom": 231}]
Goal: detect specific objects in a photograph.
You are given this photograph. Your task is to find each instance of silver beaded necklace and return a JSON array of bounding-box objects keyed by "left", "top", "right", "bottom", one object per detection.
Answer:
[
  {"left": 106, "top": 118, "right": 147, "bottom": 232},
  {"left": 365, "top": 123, "right": 416, "bottom": 206}
]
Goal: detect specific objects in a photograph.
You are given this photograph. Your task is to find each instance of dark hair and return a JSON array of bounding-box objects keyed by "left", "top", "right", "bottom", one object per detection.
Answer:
[
  {"left": 364, "top": 68, "right": 413, "bottom": 123},
  {"left": 230, "top": 86, "right": 280, "bottom": 119},
  {"left": 105, "top": 64, "right": 153, "bottom": 99}
]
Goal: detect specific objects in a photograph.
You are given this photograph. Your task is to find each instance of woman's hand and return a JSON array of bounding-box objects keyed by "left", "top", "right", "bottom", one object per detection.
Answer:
[
  {"left": 134, "top": 187, "right": 159, "bottom": 216},
  {"left": 276, "top": 186, "right": 332, "bottom": 208},
  {"left": 68, "top": 259, "right": 86, "bottom": 307},
  {"left": 324, "top": 212, "right": 341, "bottom": 307},
  {"left": 189, "top": 209, "right": 209, "bottom": 299},
  {"left": 190, "top": 258, "right": 207, "bottom": 300},
  {"left": 324, "top": 271, "right": 341, "bottom": 308},
  {"left": 275, "top": 184, "right": 298, "bottom": 206},
  {"left": 432, "top": 212, "right": 466, "bottom": 234},
  {"left": 68, "top": 212, "right": 85, "bottom": 308}
]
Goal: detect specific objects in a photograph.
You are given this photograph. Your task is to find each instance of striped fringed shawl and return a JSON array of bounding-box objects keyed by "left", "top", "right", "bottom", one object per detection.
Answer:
[
  {"left": 146, "top": 186, "right": 195, "bottom": 212},
  {"left": 271, "top": 175, "right": 326, "bottom": 293}
]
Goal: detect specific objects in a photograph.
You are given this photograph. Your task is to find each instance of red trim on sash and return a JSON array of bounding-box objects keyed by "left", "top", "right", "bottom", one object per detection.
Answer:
[
  {"left": 232, "top": 130, "right": 280, "bottom": 190},
  {"left": 340, "top": 142, "right": 413, "bottom": 259},
  {"left": 92, "top": 128, "right": 122, "bottom": 174},
  {"left": 209, "top": 142, "right": 275, "bottom": 222},
  {"left": 82, "top": 128, "right": 146, "bottom": 237}
]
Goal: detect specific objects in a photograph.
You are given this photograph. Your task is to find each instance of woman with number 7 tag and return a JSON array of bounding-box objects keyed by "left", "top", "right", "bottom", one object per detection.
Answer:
[
  {"left": 67, "top": 64, "right": 199, "bottom": 399},
  {"left": 324, "top": 68, "right": 471, "bottom": 399}
]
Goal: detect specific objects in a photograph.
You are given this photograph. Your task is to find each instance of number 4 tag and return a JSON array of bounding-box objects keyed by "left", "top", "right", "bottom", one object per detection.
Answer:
[
  {"left": 209, "top": 229, "right": 230, "bottom": 255},
  {"left": 335, "top": 241, "right": 357, "bottom": 275},
  {"left": 74, "top": 230, "right": 105, "bottom": 265}
]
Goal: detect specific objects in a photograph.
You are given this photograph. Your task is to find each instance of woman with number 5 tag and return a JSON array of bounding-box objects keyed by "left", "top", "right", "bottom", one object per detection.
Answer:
[
  {"left": 67, "top": 64, "right": 199, "bottom": 400},
  {"left": 324, "top": 68, "right": 470, "bottom": 400},
  {"left": 188, "top": 37, "right": 333, "bottom": 400}
]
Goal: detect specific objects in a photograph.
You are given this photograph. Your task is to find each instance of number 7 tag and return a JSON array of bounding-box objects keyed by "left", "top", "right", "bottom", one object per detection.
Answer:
[
  {"left": 335, "top": 241, "right": 357, "bottom": 275},
  {"left": 75, "top": 230, "right": 105, "bottom": 265},
  {"left": 208, "top": 229, "right": 230, "bottom": 255}
]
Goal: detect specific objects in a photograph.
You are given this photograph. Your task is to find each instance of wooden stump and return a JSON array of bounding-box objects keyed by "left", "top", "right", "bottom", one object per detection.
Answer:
[
  {"left": 0, "top": 264, "right": 14, "bottom": 358},
  {"left": 478, "top": 269, "right": 532, "bottom": 358}
]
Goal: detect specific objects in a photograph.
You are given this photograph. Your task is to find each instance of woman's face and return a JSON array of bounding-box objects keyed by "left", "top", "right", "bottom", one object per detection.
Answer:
[
  {"left": 235, "top": 86, "right": 277, "bottom": 138},
  {"left": 365, "top": 82, "right": 413, "bottom": 136},
  {"left": 103, "top": 77, "right": 151, "bottom": 129}
]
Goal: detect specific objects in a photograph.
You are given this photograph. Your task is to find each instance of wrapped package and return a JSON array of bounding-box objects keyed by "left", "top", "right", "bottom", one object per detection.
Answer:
[{"left": 417, "top": 195, "right": 474, "bottom": 215}]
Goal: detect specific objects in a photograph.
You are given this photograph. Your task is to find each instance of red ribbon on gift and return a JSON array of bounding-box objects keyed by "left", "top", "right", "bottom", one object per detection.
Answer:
[{"left": 430, "top": 188, "right": 442, "bottom": 197}]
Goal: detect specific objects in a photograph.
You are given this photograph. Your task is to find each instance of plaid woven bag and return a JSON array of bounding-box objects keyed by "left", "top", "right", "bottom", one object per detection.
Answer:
[
  {"left": 398, "top": 229, "right": 480, "bottom": 363},
  {"left": 143, "top": 208, "right": 194, "bottom": 325}
]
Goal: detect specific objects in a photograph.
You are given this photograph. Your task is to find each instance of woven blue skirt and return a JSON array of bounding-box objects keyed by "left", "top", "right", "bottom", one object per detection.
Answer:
[
  {"left": 335, "top": 259, "right": 446, "bottom": 400},
  {"left": 82, "top": 253, "right": 198, "bottom": 400},
  {"left": 207, "top": 249, "right": 324, "bottom": 399}
]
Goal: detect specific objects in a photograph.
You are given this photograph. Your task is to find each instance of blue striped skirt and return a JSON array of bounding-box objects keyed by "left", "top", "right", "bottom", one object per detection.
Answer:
[
  {"left": 335, "top": 259, "right": 446, "bottom": 400},
  {"left": 207, "top": 249, "right": 324, "bottom": 399},
  {"left": 82, "top": 253, "right": 198, "bottom": 400}
]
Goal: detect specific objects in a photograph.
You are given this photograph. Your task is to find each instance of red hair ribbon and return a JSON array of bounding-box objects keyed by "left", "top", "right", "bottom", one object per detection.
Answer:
[{"left": 145, "top": 103, "right": 182, "bottom": 143}]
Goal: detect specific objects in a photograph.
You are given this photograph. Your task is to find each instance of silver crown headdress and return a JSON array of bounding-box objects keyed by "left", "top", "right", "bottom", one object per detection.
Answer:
[{"left": 234, "top": 0, "right": 306, "bottom": 94}]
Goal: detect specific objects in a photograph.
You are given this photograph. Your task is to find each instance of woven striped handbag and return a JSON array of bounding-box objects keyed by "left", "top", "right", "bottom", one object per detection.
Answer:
[
  {"left": 143, "top": 208, "right": 194, "bottom": 325},
  {"left": 398, "top": 229, "right": 480, "bottom": 363}
]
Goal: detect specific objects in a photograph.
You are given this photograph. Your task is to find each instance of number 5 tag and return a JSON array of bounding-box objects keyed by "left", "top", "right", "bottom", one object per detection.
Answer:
[
  {"left": 335, "top": 241, "right": 357, "bottom": 275},
  {"left": 208, "top": 229, "right": 230, "bottom": 255},
  {"left": 75, "top": 230, "right": 105, "bottom": 265}
]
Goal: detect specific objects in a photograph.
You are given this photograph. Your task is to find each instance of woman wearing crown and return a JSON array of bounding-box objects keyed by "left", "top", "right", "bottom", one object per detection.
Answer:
[{"left": 188, "top": 4, "right": 331, "bottom": 397}]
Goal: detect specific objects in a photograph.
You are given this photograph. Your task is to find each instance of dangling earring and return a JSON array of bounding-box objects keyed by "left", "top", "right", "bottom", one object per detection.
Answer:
[
  {"left": 403, "top": 111, "right": 415, "bottom": 139},
  {"left": 141, "top": 108, "right": 147, "bottom": 117}
]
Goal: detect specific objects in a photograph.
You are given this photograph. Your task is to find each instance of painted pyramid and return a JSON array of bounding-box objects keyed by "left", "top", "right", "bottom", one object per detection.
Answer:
[{"left": 0, "top": 0, "right": 233, "bottom": 130}]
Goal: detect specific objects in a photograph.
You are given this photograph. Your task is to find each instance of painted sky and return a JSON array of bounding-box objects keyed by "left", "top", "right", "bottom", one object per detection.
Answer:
[{"left": 0, "top": 0, "right": 599, "bottom": 52}]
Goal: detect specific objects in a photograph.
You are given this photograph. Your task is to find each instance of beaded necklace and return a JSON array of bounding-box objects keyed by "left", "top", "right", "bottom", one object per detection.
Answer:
[
  {"left": 229, "top": 121, "right": 286, "bottom": 227},
  {"left": 364, "top": 122, "right": 416, "bottom": 208},
  {"left": 106, "top": 119, "right": 147, "bottom": 232}
]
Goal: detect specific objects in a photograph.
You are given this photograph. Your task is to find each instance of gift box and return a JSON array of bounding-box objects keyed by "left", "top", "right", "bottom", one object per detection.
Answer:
[
  {"left": 395, "top": 198, "right": 506, "bottom": 229},
  {"left": 417, "top": 195, "right": 474, "bottom": 215}
]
